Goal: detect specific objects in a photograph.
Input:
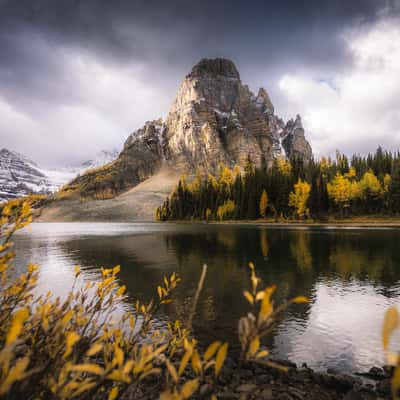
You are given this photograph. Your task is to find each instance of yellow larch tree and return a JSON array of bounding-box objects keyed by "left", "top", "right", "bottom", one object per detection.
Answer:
[
  {"left": 327, "top": 173, "right": 352, "bottom": 215},
  {"left": 359, "top": 170, "right": 382, "bottom": 201},
  {"left": 259, "top": 190, "right": 268, "bottom": 218},
  {"left": 276, "top": 158, "right": 292, "bottom": 176},
  {"left": 384, "top": 173, "right": 392, "bottom": 193},
  {"left": 345, "top": 166, "right": 357, "bottom": 180},
  {"left": 289, "top": 179, "right": 311, "bottom": 219},
  {"left": 216, "top": 200, "right": 236, "bottom": 220}
]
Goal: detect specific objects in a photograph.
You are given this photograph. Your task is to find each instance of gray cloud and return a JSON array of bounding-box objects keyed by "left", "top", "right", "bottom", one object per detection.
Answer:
[{"left": 0, "top": 0, "right": 399, "bottom": 165}]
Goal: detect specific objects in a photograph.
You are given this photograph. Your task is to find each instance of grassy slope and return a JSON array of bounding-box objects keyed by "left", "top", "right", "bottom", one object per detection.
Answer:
[{"left": 36, "top": 166, "right": 181, "bottom": 222}]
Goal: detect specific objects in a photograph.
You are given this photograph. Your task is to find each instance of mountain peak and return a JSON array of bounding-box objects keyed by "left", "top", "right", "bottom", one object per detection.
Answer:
[
  {"left": 188, "top": 58, "right": 240, "bottom": 80},
  {"left": 61, "top": 59, "right": 312, "bottom": 200}
]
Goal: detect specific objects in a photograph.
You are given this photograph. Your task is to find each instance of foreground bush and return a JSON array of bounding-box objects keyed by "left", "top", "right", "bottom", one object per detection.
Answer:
[{"left": 0, "top": 199, "right": 308, "bottom": 399}]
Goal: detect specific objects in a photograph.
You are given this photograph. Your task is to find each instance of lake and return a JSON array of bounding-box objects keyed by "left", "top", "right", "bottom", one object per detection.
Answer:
[{"left": 12, "top": 222, "right": 400, "bottom": 374}]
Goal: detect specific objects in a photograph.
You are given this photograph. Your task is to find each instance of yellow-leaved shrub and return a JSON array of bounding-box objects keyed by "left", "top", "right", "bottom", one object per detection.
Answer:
[
  {"left": 0, "top": 198, "right": 308, "bottom": 399},
  {"left": 0, "top": 199, "right": 228, "bottom": 399},
  {"left": 383, "top": 306, "right": 400, "bottom": 399},
  {"left": 239, "top": 262, "right": 308, "bottom": 366}
]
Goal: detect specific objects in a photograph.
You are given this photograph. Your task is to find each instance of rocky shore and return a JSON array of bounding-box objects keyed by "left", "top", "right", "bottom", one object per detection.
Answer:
[
  {"left": 127, "top": 358, "right": 392, "bottom": 399},
  {"left": 207, "top": 358, "right": 392, "bottom": 400}
]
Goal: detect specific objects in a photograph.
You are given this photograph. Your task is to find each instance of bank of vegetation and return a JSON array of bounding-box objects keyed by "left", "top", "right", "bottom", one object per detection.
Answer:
[{"left": 156, "top": 148, "right": 400, "bottom": 222}]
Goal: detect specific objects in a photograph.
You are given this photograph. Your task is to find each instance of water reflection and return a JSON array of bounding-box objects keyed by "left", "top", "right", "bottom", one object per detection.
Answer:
[{"left": 13, "top": 223, "right": 400, "bottom": 373}]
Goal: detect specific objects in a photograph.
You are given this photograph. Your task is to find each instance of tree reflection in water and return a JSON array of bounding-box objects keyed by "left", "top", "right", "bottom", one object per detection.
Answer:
[{"left": 12, "top": 223, "right": 400, "bottom": 372}]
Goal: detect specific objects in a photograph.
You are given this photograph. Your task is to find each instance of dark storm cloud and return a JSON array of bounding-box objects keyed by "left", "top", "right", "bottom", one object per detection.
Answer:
[
  {"left": 0, "top": 0, "right": 399, "bottom": 164},
  {"left": 0, "top": 0, "right": 387, "bottom": 98}
]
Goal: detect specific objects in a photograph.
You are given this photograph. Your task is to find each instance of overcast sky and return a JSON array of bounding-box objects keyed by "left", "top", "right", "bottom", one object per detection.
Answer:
[{"left": 1, "top": 0, "right": 400, "bottom": 167}]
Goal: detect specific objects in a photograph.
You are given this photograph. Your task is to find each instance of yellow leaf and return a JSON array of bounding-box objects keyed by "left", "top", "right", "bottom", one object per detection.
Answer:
[
  {"left": 116, "top": 285, "right": 126, "bottom": 297},
  {"left": 248, "top": 337, "right": 260, "bottom": 357},
  {"left": 107, "top": 370, "right": 131, "bottom": 383},
  {"left": 86, "top": 343, "right": 103, "bottom": 357},
  {"left": 255, "top": 291, "right": 265, "bottom": 301},
  {"left": 166, "top": 359, "right": 178, "bottom": 383},
  {"left": 113, "top": 265, "right": 121, "bottom": 275},
  {"left": 63, "top": 331, "right": 81, "bottom": 358},
  {"left": 204, "top": 341, "right": 221, "bottom": 361},
  {"left": 114, "top": 344, "right": 124, "bottom": 367},
  {"left": 183, "top": 338, "right": 193, "bottom": 352},
  {"left": 256, "top": 359, "right": 288, "bottom": 372},
  {"left": 0, "top": 357, "right": 30, "bottom": 396},
  {"left": 387, "top": 353, "right": 399, "bottom": 366},
  {"left": 108, "top": 386, "right": 119, "bottom": 400},
  {"left": 123, "top": 360, "right": 135, "bottom": 375},
  {"left": 382, "top": 306, "right": 399, "bottom": 350},
  {"left": 292, "top": 296, "right": 308, "bottom": 304},
  {"left": 259, "top": 286, "right": 276, "bottom": 322},
  {"left": 243, "top": 291, "right": 254, "bottom": 304},
  {"left": 191, "top": 349, "right": 202, "bottom": 375},
  {"left": 74, "top": 265, "right": 81, "bottom": 277},
  {"left": 69, "top": 381, "right": 97, "bottom": 397},
  {"left": 178, "top": 351, "right": 191, "bottom": 376},
  {"left": 139, "top": 367, "right": 161, "bottom": 380},
  {"left": 215, "top": 342, "right": 228, "bottom": 376},
  {"left": 102, "top": 268, "right": 112, "bottom": 277},
  {"left": 181, "top": 378, "right": 199, "bottom": 399},
  {"left": 27, "top": 264, "right": 38, "bottom": 273},
  {"left": 67, "top": 363, "right": 104, "bottom": 375},
  {"left": 6, "top": 308, "right": 29, "bottom": 346},
  {"left": 256, "top": 350, "right": 269, "bottom": 358},
  {"left": 61, "top": 310, "right": 74, "bottom": 327}
]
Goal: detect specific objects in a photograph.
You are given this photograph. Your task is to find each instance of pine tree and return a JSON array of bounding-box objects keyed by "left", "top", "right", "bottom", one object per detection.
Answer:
[{"left": 389, "top": 162, "right": 400, "bottom": 213}]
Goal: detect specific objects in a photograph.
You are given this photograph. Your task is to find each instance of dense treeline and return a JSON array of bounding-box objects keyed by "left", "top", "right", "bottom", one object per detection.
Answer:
[{"left": 156, "top": 147, "right": 400, "bottom": 221}]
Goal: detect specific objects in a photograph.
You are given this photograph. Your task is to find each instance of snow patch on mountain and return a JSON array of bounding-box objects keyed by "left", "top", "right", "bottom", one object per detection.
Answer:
[{"left": 0, "top": 148, "right": 119, "bottom": 202}]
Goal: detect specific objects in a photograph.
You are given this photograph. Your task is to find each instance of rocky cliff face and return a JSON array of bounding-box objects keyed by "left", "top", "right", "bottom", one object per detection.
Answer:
[
  {"left": 164, "top": 58, "right": 275, "bottom": 171},
  {"left": 282, "top": 115, "right": 313, "bottom": 160},
  {"left": 65, "top": 58, "right": 312, "bottom": 199}
]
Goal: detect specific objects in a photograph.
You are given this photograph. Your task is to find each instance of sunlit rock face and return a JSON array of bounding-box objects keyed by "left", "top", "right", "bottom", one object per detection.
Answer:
[
  {"left": 165, "top": 58, "right": 276, "bottom": 171},
  {"left": 65, "top": 58, "right": 312, "bottom": 198},
  {"left": 164, "top": 58, "right": 312, "bottom": 172}
]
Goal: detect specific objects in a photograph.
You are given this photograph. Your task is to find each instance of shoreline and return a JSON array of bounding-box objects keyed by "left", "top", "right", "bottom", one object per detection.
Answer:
[
  {"left": 32, "top": 212, "right": 400, "bottom": 228},
  {"left": 162, "top": 218, "right": 400, "bottom": 229},
  {"left": 128, "top": 356, "right": 392, "bottom": 399}
]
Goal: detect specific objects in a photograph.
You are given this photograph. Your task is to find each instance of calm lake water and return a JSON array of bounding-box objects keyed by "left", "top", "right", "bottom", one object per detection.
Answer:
[{"left": 13, "top": 222, "right": 400, "bottom": 373}]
